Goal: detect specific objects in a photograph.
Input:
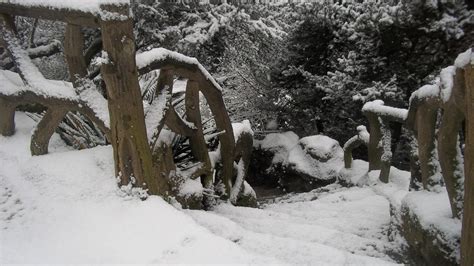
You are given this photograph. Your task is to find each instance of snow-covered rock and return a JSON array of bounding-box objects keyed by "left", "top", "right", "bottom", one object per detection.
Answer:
[
  {"left": 251, "top": 132, "right": 342, "bottom": 192},
  {"left": 401, "top": 190, "right": 461, "bottom": 265},
  {"left": 299, "top": 134, "right": 343, "bottom": 162}
]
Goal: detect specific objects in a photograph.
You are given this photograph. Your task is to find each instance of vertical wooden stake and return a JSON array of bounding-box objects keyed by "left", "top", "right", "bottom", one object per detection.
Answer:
[
  {"left": 366, "top": 113, "right": 382, "bottom": 171},
  {"left": 64, "top": 24, "right": 87, "bottom": 86},
  {"left": 461, "top": 61, "right": 474, "bottom": 266},
  {"left": 99, "top": 5, "right": 162, "bottom": 195}
]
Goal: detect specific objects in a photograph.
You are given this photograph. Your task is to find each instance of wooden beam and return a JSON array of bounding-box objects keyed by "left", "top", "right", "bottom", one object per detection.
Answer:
[{"left": 0, "top": 3, "right": 99, "bottom": 27}]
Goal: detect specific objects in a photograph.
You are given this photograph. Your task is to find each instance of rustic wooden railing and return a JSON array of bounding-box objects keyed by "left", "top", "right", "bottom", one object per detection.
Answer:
[
  {"left": 343, "top": 48, "right": 473, "bottom": 265},
  {"left": 0, "top": 1, "right": 253, "bottom": 207}
]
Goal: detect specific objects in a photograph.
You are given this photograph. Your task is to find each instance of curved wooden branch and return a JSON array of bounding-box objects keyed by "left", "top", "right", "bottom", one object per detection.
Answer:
[
  {"left": 343, "top": 125, "right": 369, "bottom": 169},
  {"left": 137, "top": 50, "right": 236, "bottom": 197},
  {"left": 84, "top": 38, "right": 102, "bottom": 66},
  {"left": 31, "top": 108, "right": 67, "bottom": 155},
  {"left": 0, "top": 90, "right": 111, "bottom": 138},
  {"left": 164, "top": 106, "right": 195, "bottom": 137},
  {"left": 27, "top": 40, "right": 62, "bottom": 59},
  {"left": 184, "top": 80, "right": 213, "bottom": 201}
]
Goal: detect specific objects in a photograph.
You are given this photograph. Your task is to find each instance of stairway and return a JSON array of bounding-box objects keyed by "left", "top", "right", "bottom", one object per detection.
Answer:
[{"left": 187, "top": 184, "right": 401, "bottom": 264}]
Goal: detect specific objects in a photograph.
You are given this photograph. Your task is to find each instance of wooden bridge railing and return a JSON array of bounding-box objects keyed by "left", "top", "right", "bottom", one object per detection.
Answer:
[
  {"left": 0, "top": 1, "right": 253, "bottom": 207},
  {"left": 343, "top": 48, "right": 473, "bottom": 265}
]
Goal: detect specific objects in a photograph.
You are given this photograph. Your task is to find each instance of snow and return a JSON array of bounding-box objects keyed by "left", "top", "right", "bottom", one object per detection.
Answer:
[
  {"left": 0, "top": 112, "right": 405, "bottom": 264},
  {"left": 231, "top": 119, "right": 253, "bottom": 140},
  {"left": 187, "top": 185, "right": 398, "bottom": 264},
  {"left": 0, "top": 32, "right": 78, "bottom": 100},
  {"left": 177, "top": 177, "right": 203, "bottom": 199},
  {"left": 440, "top": 65, "right": 456, "bottom": 103},
  {"left": 0, "top": 113, "right": 278, "bottom": 264},
  {"left": 454, "top": 48, "right": 473, "bottom": 68},
  {"left": 257, "top": 132, "right": 343, "bottom": 180},
  {"left": 402, "top": 190, "right": 461, "bottom": 262},
  {"left": 136, "top": 48, "right": 223, "bottom": 92},
  {"left": 257, "top": 131, "right": 299, "bottom": 164},
  {"left": 0, "top": 70, "right": 110, "bottom": 129},
  {"left": 410, "top": 82, "right": 440, "bottom": 101},
  {"left": 77, "top": 82, "right": 110, "bottom": 128},
  {"left": 1, "top": 0, "right": 131, "bottom": 19},
  {"left": 299, "top": 134, "right": 342, "bottom": 160},
  {"left": 362, "top": 100, "right": 408, "bottom": 121}
]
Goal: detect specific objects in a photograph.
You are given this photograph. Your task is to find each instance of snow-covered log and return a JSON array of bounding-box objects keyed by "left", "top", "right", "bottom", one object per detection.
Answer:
[{"left": 343, "top": 125, "right": 369, "bottom": 169}]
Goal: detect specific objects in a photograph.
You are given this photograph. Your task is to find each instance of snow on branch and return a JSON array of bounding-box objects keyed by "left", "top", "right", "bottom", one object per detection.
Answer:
[
  {"left": 136, "top": 48, "right": 223, "bottom": 92},
  {"left": 26, "top": 40, "right": 62, "bottom": 59},
  {"left": 362, "top": 100, "right": 408, "bottom": 123}
]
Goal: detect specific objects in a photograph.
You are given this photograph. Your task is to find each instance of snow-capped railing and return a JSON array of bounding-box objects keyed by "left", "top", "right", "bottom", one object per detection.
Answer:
[
  {"left": 342, "top": 125, "right": 369, "bottom": 169},
  {"left": 347, "top": 48, "right": 473, "bottom": 221},
  {"left": 0, "top": 2, "right": 254, "bottom": 208}
]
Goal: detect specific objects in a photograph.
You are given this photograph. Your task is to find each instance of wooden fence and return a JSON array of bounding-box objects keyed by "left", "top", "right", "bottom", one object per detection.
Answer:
[
  {"left": 343, "top": 49, "right": 473, "bottom": 265},
  {"left": 0, "top": 1, "right": 253, "bottom": 207}
]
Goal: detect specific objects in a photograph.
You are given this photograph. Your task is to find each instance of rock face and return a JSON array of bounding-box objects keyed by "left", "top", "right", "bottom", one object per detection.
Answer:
[
  {"left": 248, "top": 132, "right": 342, "bottom": 192},
  {"left": 400, "top": 191, "right": 461, "bottom": 266}
]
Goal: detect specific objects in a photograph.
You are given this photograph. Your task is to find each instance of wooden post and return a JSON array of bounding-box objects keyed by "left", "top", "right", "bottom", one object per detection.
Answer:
[
  {"left": 438, "top": 68, "right": 466, "bottom": 218},
  {"left": 461, "top": 61, "right": 474, "bottom": 266},
  {"left": 366, "top": 113, "right": 382, "bottom": 171},
  {"left": 0, "top": 98, "right": 16, "bottom": 136},
  {"left": 415, "top": 102, "right": 440, "bottom": 189},
  {"left": 64, "top": 24, "right": 87, "bottom": 86},
  {"left": 185, "top": 80, "right": 213, "bottom": 190},
  {"left": 99, "top": 5, "right": 161, "bottom": 195},
  {"left": 379, "top": 119, "right": 392, "bottom": 183}
]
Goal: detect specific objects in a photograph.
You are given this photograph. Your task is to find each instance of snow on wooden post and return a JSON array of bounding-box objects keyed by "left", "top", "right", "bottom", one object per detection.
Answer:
[
  {"left": 99, "top": 4, "right": 161, "bottom": 195},
  {"left": 461, "top": 59, "right": 474, "bottom": 266}
]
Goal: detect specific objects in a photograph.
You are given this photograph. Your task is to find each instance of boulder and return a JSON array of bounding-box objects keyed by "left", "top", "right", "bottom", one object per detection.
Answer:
[{"left": 249, "top": 132, "right": 342, "bottom": 193}]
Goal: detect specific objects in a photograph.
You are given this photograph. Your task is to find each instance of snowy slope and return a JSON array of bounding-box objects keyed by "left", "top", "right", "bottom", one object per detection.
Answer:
[
  {"left": 0, "top": 113, "right": 278, "bottom": 264},
  {"left": 188, "top": 185, "right": 399, "bottom": 264},
  {"left": 1, "top": 113, "right": 397, "bottom": 264}
]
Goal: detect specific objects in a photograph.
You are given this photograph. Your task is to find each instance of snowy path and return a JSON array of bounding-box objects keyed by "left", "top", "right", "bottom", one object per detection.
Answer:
[
  {"left": 1, "top": 113, "right": 399, "bottom": 264},
  {"left": 187, "top": 185, "right": 398, "bottom": 265}
]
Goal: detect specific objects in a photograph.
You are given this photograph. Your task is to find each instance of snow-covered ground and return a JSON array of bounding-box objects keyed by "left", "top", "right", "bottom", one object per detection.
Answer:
[{"left": 1, "top": 113, "right": 399, "bottom": 264}]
